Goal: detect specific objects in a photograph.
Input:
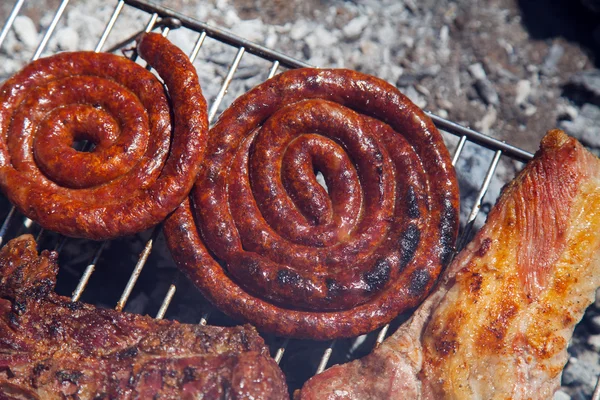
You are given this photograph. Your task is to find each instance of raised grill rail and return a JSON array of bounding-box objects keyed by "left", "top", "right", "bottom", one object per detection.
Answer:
[{"left": 2, "top": 0, "right": 592, "bottom": 397}]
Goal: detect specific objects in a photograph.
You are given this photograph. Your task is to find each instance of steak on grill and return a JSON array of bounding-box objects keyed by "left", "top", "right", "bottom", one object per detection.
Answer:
[{"left": 0, "top": 235, "right": 288, "bottom": 400}]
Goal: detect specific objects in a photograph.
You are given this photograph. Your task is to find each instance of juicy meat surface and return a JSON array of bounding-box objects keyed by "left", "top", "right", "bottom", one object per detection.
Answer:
[
  {"left": 0, "top": 32, "right": 208, "bottom": 240},
  {"left": 0, "top": 235, "right": 288, "bottom": 400},
  {"left": 164, "top": 67, "right": 459, "bottom": 340},
  {"left": 297, "top": 129, "right": 600, "bottom": 400}
]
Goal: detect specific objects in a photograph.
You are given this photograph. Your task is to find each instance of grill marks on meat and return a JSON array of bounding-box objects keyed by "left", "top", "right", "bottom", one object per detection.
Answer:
[
  {"left": 0, "top": 235, "right": 288, "bottom": 399},
  {"left": 297, "top": 129, "right": 600, "bottom": 399},
  {"left": 163, "top": 68, "right": 459, "bottom": 340}
]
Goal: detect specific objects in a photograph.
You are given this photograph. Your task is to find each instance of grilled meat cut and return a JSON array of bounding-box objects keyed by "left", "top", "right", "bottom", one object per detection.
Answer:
[
  {"left": 0, "top": 235, "right": 288, "bottom": 400},
  {"left": 297, "top": 129, "right": 600, "bottom": 400}
]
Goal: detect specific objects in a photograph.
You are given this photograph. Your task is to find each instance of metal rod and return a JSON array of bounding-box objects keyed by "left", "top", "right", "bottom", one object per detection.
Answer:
[
  {"left": 71, "top": 241, "right": 108, "bottom": 302},
  {"left": 123, "top": 0, "right": 311, "bottom": 69},
  {"left": 32, "top": 0, "right": 71, "bottom": 60},
  {"left": 273, "top": 338, "right": 290, "bottom": 364},
  {"left": 375, "top": 324, "right": 390, "bottom": 346},
  {"left": 0, "top": 0, "right": 25, "bottom": 49},
  {"left": 94, "top": 0, "right": 125, "bottom": 52},
  {"left": 199, "top": 311, "right": 211, "bottom": 326},
  {"left": 115, "top": 227, "right": 160, "bottom": 312},
  {"left": 316, "top": 340, "right": 336, "bottom": 374},
  {"left": 267, "top": 60, "right": 280, "bottom": 79},
  {"left": 451, "top": 135, "right": 467, "bottom": 167},
  {"left": 457, "top": 150, "right": 502, "bottom": 251},
  {"left": 427, "top": 113, "right": 533, "bottom": 163},
  {"left": 189, "top": 31, "right": 207, "bottom": 62},
  {"left": 208, "top": 46, "right": 245, "bottom": 123},
  {"left": 23, "top": 217, "right": 33, "bottom": 229},
  {"left": 0, "top": 206, "right": 16, "bottom": 247},
  {"left": 54, "top": 236, "right": 68, "bottom": 253},
  {"left": 144, "top": 14, "right": 159, "bottom": 33},
  {"left": 155, "top": 284, "right": 177, "bottom": 319}
]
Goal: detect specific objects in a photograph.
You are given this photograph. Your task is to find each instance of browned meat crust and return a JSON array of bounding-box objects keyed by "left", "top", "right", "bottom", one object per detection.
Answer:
[
  {"left": 163, "top": 68, "right": 459, "bottom": 340},
  {"left": 0, "top": 235, "right": 289, "bottom": 400},
  {"left": 296, "top": 130, "right": 600, "bottom": 399},
  {"left": 0, "top": 32, "right": 208, "bottom": 240}
]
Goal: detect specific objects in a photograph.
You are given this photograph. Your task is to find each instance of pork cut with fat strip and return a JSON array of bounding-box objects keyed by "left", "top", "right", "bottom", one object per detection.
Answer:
[{"left": 297, "top": 129, "right": 600, "bottom": 400}]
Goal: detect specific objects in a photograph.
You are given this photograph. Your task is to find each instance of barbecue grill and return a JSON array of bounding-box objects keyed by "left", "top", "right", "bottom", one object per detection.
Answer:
[{"left": 0, "top": 0, "right": 595, "bottom": 398}]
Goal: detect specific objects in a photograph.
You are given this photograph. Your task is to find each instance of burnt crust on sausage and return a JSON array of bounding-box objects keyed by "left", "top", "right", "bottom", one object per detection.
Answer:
[
  {"left": 0, "top": 32, "right": 208, "bottom": 240},
  {"left": 164, "top": 68, "right": 459, "bottom": 340}
]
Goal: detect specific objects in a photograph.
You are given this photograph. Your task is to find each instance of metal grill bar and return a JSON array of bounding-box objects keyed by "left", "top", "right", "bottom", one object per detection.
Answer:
[
  {"left": 268, "top": 61, "right": 280, "bottom": 79},
  {"left": 115, "top": 227, "right": 160, "bottom": 311},
  {"left": 0, "top": 0, "right": 24, "bottom": 49},
  {"left": 451, "top": 135, "right": 468, "bottom": 166},
  {"left": 71, "top": 241, "right": 108, "bottom": 302},
  {"left": 32, "top": 0, "right": 71, "bottom": 60},
  {"left": 199, "top": 311, "right": 211, "bottom": 326},
  {"left": 94, "top": 0, "right": 125, "bottom": 52},
  {"left": 428, "top": 113, "right": 533, "bottom": 163},
  {"left": 316, "top": 340, "right": 336, "bottom": 374},
  {"left": 0, "top": 206, "right": 15, "bottom": 247},
  {"left": 189, "top": 31, "right": 207, "bottom": 62},
  {"left": 274, "top": 338, "right": 290, "bottom": 364},
  {"left": 123, "top": 0, "right": 311, "bottom": 69},
  {"left": 456, "top": 150, "right": 503, "bottom": 251},
  {"left": 156, "top": 284, "right": 177, "bottom": 319},
  {"left": 208, "top": 46, "right": 246, "bottom": 123}
]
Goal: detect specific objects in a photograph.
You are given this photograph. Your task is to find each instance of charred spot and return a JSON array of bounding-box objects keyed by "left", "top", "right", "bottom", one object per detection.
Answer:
[
  {"left": 435, "top": 339, "right": 458, "bottom": 357},
  {"left": 374, "top": 150, "right": 384, "bottom": 163},
  {"left": 182, "top": 367, "right": 196, "bottom": 384},
  {"left": 399, "top": 223, "right": 420, "bottom": 270},
  {"left": 406, "top": 186, "right": 420, "bottom": 219},
  {"left": 116, "top": 346, "right": 139, "bottom": 361},
  {"left": 276, "top": 269, "right": 301, "bottom": 286},
  {"left": 326, "top": 279, "right": 342, "bottom": 299},
  {"left": 240, "top": 330, "right": 250, "bottom": 349},
  {"left": 469, "top": 273, "right": 483, "bottom": 295},
  {"left": 408, "top": 269, "right": 430, "bottom": 296},
  {"left": 30, "top": 278, "right": 55, "bottom": 300},
  {"left": 477, "top": 238, "right": 492, "bottom": 257},
  {"left": 363, "top": 259, "right": 391, "bottom": 293},
  {"left": 221, "top": 380, "right": 232, "bottom": 399},
  {"left": 12, "top": 299, "right": 26, "bottom": 315},
  {"left": 244, "top": 259, "right": 260, "bottom": 276},
  {"left": 48, "top": 322, "right": 64, "bottom": 338},
  {"left": 476, "top": 300, "right": 519, "bottom": 351},
  {"left": 0, "top": 366, "right": 15, "bottom": 379},
  {"left": 8, "top": 311, "right": 19, "bottom": 327},
  {"left": 439, "top": 199, "right": 458, "bottom": 266},
  {"left": 65, "top": 301, "right": 83, "bottom": 311},
  {"left": 375, "top": 166, "right": 383, "bottom": 176},
  {"left": 33, "top": 363, "right": 48, "bottom": 378},
  {"left": 206, "top": 166, "right": 219, "bottom": 184},
  {"left": 56, "top": 370, "right": 83, "bottom": 384}
]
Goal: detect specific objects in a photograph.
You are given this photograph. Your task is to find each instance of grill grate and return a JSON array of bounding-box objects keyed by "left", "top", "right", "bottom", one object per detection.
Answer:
[{"left": 1, "top": 0, "right": 597, "bottom": 397}]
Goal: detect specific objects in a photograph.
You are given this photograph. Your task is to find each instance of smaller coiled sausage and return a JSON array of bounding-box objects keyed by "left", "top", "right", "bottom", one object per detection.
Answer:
[
  {"left": 0, "top": 32, "right": 207, "bottom": 240},
  {"left": 164, "top": 68, "right": 460, "bottom": 340}
]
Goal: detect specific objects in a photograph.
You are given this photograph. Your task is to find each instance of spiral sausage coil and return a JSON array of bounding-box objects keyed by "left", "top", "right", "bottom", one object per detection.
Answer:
[
  {"left": 0, "top": 33, "right": 208, "bottom": 240},
  {"left": 164, "top": 68, "right": 460, "bottom": 340}
]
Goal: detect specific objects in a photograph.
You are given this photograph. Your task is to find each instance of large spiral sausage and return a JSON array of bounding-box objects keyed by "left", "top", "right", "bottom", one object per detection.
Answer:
[
  {"left": 164, "top": 68, "right": 459, "bottom": 340},
  {"left": 0, "top": 32, "right": 207, "bottom": 240}
]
